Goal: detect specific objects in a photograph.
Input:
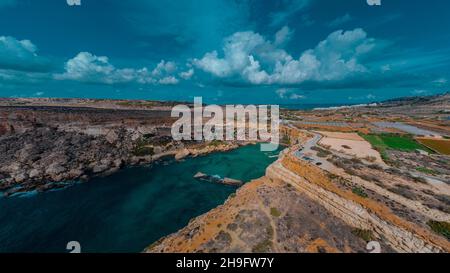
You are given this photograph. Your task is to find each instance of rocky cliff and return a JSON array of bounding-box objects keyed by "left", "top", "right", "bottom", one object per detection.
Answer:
[
  {"left": 266, "top": 154, "right": 450, "bottom": 253},
  {"left": 146, "top": 177, "right": 369, "bottom": 253},
  {"left": 0, "top": 100, "right": 240, "bottom": 197}
]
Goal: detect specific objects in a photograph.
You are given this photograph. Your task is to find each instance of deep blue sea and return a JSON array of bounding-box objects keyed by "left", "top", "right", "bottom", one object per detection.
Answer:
[{"left": 0, "top": 144, "right": 280, "bottom": 253}]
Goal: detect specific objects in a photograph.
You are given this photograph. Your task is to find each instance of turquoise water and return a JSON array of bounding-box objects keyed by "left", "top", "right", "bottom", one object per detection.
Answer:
[{"left": 0, "top": 144, "right": 280, "bottom": 253}]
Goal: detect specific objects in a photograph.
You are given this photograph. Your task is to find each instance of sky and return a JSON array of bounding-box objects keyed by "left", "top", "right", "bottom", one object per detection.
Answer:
[{"left": 0, "top": 0, "right": 449, "bottom": 105}]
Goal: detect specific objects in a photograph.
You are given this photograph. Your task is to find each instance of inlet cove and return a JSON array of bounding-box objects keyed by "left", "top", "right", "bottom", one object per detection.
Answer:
[{"left": 0, "top": 144, "right": 280, "bottom": 253}]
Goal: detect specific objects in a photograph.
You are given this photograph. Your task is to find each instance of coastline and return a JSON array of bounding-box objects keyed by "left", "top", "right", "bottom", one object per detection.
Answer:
[{"left": 1, "top": 140, "right": 248, "bottom": 198}]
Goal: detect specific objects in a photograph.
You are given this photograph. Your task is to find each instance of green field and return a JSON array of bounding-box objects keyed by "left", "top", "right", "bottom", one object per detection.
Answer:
[{"left": 361, "top": 134, "right": 432, "bottom": 157}]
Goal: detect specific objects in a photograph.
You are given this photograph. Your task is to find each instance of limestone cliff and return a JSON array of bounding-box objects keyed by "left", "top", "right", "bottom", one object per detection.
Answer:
[{"left": 146, "top": 177, "right": 369, "bottom": 253}]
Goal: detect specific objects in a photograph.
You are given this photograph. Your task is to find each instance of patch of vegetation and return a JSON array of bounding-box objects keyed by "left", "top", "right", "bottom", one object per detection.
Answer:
[
  {"left": 311, "top": 146, "right": 331, "bottom": 158},
  {"left": 352, "top": 186, "right": 368, "bottom": 198},
  {"left": 252, "top": 227, "right": 274, "bottom": 253},
  {"left": 417, "top": 138, "right": 450, "bottom": 155},
  {"left": 252, "top": 239, "right": 272, "bottom": 253},
  {"left": 415, "top": 167, "right": 437, "bottom": 175},
  {"left": 209, "top": 140, "right": 224, "bottom": 147},
  {"left": 351, "top": 229, "right": 374, "bottom": 242},
  {"left": 388, "top": 185, "right": 418, "bottom": 200},
  {"left": 367, "top": 164, "right": 383, "bottom": 171},
  {"left": 359, "top": 174, "right": 380, "bottom": 183},
  {"left": 427, "top": 220, "right": 450, "bottom": 240},
  {"left": 116, "top": 101, "right": 158, "bottom": 108},
  {"left": 281, "top": 134, "right": 291, "bottom": 145},
  {"left": 133, "top": 146, "right": 154, "bottom": 156},
  {"left": 132, "top": 138, "right": 154, "bottom": 156},
  {"left": 361, "top": 133, "right": 432, "bottom": 153},
  {"left": 270, "top": 207, "right": 282, "bottom": 217},
  {"left": 364, "top": 156, "right": 377, "bottom": 163}
]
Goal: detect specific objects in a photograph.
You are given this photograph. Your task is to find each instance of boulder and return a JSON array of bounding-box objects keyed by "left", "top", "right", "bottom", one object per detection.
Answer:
[
  {"left": 175, "top": 149, "right": 190, "bottom": 160},
  {"left": 223, "top": 178, "right": 243, "bottom": 186},
  {"left": 92, "top": 164, "right": 109, "bottom": 174},
  {"left": 45, "top": 163, "right": 66, "bottom": 176},
  {"left": 194, "top": 172, "right": 207, "bottom": 179},
  {"left": 29, "top": 169, "right": 42, "bottom": 179},
  {"left": 105, "top": 130, "right": 119, "bottom": 144},
  {"left": 14, "top": 172, "right": 28, "bottom": 183}
]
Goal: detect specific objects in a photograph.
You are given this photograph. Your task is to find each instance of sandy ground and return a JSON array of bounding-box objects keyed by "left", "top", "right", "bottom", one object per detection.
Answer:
[{"left": 316, "top": 131, "right": 384, "bottom": 164}]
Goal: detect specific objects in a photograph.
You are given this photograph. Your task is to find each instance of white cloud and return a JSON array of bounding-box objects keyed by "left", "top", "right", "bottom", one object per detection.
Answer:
[
  {"left": 56, "top": 52, "right": 183, "bottom": 85},
  {"left": 159, "top": 76, "right": 179, "bottom": 85},
  {"left": 274, "top": 26, "right": 293, "bottom": 46},
  {"left": 55, "top": 52, "right": 136, "bottom": 84},
  {"left": 289, "top": 93, "right": 305, "bottom": 100},
  {"left": 276, "top": 88, "right": 289, "bottom": 98},
  {"left": 179, "top": 68, "right": 194, "bottom": 80},
  {"left": 328, "top": 14, "right": 353, "bottom": 28},
  {"left": 0, "top": 36, "right": 49, "bottom": 72},
  {"left": 194, "top": 28, "right": 377, "bottom": 86},
  {"left": 276, "top": 88, "right": 304, "bottom": 99},
  {"left": 152, "top": 60, "right": 177, "bottom": 77}
]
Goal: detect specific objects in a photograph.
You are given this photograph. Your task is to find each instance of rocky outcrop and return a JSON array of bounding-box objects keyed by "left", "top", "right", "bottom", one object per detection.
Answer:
[
  {"left": 146, "top": 177, "right": 368, "bottom": 253},
  {"left": 175, "top": 143, "right": 240, "bottom": 160},
  {"left": 266, "top": 154, "right": 450, "bottom": 253},
  {"left": 193, "top": 172, "right": 243, "bottom": 186},
  {"left": 0, "top": 103, "right": 243, "bottom": 197},
  {"left": 0, "top": 126, "right": 135, "bottom": 195}
]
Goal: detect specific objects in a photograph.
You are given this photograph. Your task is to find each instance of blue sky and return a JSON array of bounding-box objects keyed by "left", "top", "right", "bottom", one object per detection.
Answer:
[{"left": 0, "top": 0, "right": 449, "bottom": 104}]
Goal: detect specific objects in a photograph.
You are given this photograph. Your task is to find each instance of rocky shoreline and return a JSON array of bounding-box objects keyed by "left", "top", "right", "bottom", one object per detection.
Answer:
[
  {"left": 0, "top": 127, "right": 243, "bottom": 197},
  {"left": 0, "top": 100, "right": 245, "bottom": 197}
]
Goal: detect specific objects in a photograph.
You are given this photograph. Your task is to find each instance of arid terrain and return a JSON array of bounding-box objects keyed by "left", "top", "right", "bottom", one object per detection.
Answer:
[
  {"left": 147, "top": 93, "right": 450, "bottom": 253},
  {"left": 1, "top": 94, "right": 449, "bottom": 253},
  {"left": 0, "top": 98, "right": 241, "bottom": 196}
]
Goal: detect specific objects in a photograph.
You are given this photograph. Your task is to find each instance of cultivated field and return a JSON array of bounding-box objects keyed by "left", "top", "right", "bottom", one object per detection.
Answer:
[{"left": 416, "top": 138, "right": 450, "bottom": 155}]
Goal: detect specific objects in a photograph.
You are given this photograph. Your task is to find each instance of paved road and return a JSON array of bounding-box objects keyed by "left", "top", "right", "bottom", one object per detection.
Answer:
[{"left": 289, "top": 126, "right": 448, "bottom": 187}]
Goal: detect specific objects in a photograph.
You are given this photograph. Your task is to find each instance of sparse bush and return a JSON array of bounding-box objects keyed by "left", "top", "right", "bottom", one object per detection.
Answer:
[
  {"left": 352, "top": 186, "right": 368, "bottom": 198},
  {"left": 359, "top": 174, "right": 380, "bottom": 183},
  {"left": 365, "top": 156, "right": 377, "bottom": 163},
  {"left": 133, "top": 146, "right": 154, "bottom": 156},
  {"left": 415, "top": 167, "right": 436, "bottom": 175},
  {"left": 368, "top": 164, "right": 383, "bottom": 171},
  {"left": 427, "top": 220, "right": 450, "bottom": 240},
  {"left": 209, "top": 140, "right": 224, "bottom": 147},
  {"left": 352, "top": 229, "right": 374, "bottom": 242},
  {"left": 270, "top": 207, "right": 282, "bottom": 217},
  {"left": 311, "top": 146, "right": 331, "bottom": 158},
  {"left": 436, "top": 195, "right": 450, "bottom": 206},
  {"left": 388, "top": 186, "right": 417, "bottom": 200}
]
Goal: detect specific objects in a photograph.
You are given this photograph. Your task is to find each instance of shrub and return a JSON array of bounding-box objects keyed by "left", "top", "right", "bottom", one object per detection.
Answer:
[
  {"left": 311, "top": 146, "right": 331, "bottom": 158},
  {"left": 133, "top": 146, "right": 154, "bottom": 156},
  {"left": 415, "top": 167, "right": 436, "bottom": 175},
  {"left": 352, "top": 186, "right": 368, "bottom": 198},
  {"left": 427, "top": 220, "right": 450, "bottom": 240},
  {"left": 352, "top": 229, "right": 374, "bottom": 242},
  {"left": 365, "top": 156, "right": 377, "bottom": 163},
  {"left": 270, "top": 207, "right": 282, "bottom": 217}
]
